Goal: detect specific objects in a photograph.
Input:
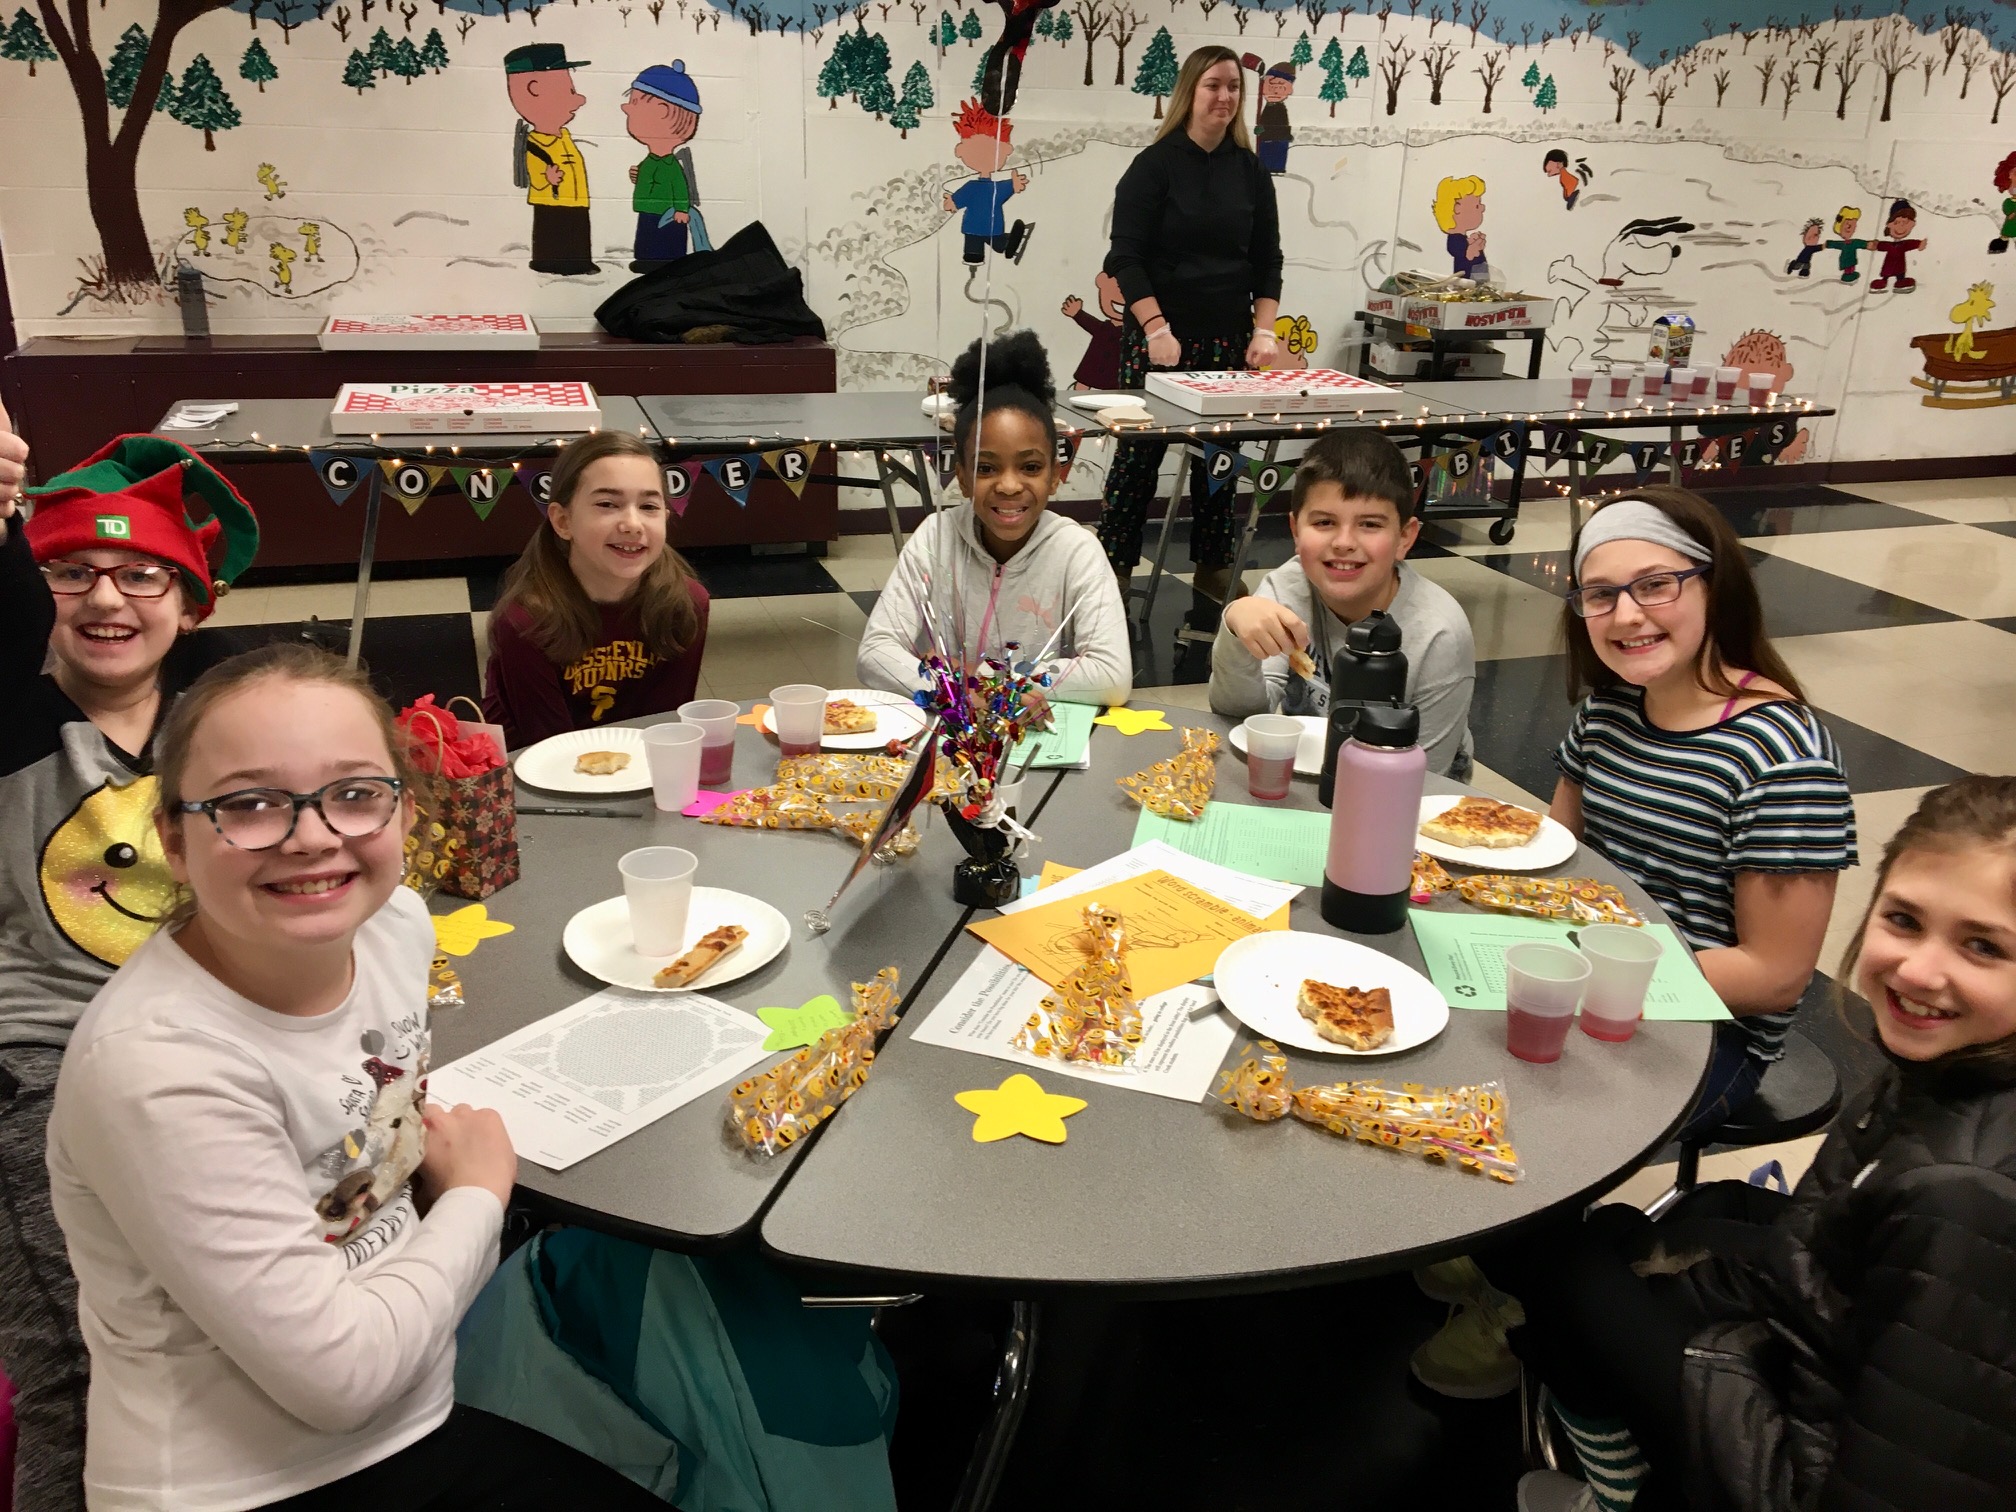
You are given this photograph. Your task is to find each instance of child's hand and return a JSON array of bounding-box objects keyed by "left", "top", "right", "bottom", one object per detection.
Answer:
[
  {"left": 943, "top": 192, "right": 955, "bottom": 213},
  {"left": 417, "top": 1102, "right": 517, "bottom": 1208},
  {"left": 1012, "top": 170, "right": 1029, "bottom": 193},
  {"left": 1223, "top": 597, "right": 1308, "bottom": 662},
  {"left": 0, "top": 398, "right": 24, "bottom": 546}
]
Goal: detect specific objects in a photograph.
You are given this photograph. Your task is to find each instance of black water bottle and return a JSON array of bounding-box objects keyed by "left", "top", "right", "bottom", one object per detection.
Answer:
[{"left": 1317, "top": 611, "right": 1409, "bottom": 808}]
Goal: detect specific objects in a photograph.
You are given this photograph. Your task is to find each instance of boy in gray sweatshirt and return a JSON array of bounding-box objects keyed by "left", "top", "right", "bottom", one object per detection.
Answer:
[{"left": 1209, "top": 430, "right": 1475, "bottom": 775}]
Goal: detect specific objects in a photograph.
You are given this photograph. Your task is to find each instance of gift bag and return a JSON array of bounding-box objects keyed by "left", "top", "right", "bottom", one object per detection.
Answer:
[{"left": 399, "top": 696, "right": 521, "bottom": 901}]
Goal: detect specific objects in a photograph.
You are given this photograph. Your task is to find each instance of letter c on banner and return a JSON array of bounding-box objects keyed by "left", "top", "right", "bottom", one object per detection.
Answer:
[{"left": 322, "top": 455, "right": 357, "bottom": 494}]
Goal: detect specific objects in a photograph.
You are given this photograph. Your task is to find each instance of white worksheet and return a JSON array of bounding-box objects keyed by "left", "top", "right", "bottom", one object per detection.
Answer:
[
  {"left": 912, "top": 945, "right": 1238, "bottom": 1103},
  {"left": 998, "top": 839, "right": 1303, "bottom": 922},
  {"left": 427, "top": 988, "right": 772, "bottom": 1170}
]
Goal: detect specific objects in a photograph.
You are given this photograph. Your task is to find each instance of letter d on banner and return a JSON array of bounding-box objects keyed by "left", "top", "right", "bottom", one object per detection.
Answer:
[{"left": 662, "top": 461, "right": 697, "bottom": 516}]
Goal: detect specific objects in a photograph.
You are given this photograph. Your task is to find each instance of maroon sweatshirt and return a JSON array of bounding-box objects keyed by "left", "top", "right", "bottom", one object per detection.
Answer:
[{"left": 482, "top": 583, "right": 711, "bottom": 750}]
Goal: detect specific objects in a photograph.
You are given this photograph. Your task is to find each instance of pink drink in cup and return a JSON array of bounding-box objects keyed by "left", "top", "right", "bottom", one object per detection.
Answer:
[
  {"left": 1715, "top": 365, "right": 1742, "bottom": 400},
  {"left": 1503, "top": 942, "right": 1591, "bottom": 1064},
  {"left": 1576, "top": 923, "right": 1664, "bottom": 1041},
  {"left": 1569, "top": 372, "right": 1594, "bottom": 402},
  {"left": 1607, "top": 370, "right": 1634, "bottom": 400},
  {"left": 769, "top": 683, "right": 827, "bottom": 759},
  {"left": 680, "top": 698, "right": 740, "bottom": 787},
  {"left": 1242, "top": 714, "right": 1302, "bottom": 801},
  {"left": 1639, "top": 363, "right": 1665, "bottom": 397}
]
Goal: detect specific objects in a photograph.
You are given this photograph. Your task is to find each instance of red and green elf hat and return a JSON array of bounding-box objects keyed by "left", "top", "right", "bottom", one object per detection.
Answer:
[{"left": 23, "top": 436, "right": 259, "bottom": 619}]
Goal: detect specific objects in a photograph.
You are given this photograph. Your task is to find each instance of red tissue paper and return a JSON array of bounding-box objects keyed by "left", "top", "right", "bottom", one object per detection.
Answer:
[{"left": 396, "top": 696, "right": 505, "bottom": 779}]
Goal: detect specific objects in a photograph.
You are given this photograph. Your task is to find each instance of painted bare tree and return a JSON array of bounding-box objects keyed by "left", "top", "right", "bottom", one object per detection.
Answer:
[
  {"left": 1377, "top": 36, "right": 1412, "bottom": 113},
  {"left": 1711, "top": 65, "right": 1730, "bottom": 105},
  {"left": 1649, "top": 66, "right": 1678, "bottom": 127},
  {"left": 1756, "top": 49, "right": 1777, "bottom": 104},
  {"left": 1990, "top": 52, "right": 2015, "bottom": 124},
  {"left": 1420, "top": 39, "right": 1455, "bottom": 103},
  {"left": 1071, "top": 0, "right": 1111, "bottom": 86},
  {"left": 1108, "top": 0, "right": 1139, "bottom": 84},
  {"left": 1473, "top": 46, "right": 1506, "bottom": 112},
  {"left": 1608, "top": 61, "right": 1633, "bottom": 122},
  {"left": 1958, "top": 35, "right": 1986, "bottom": 99},
  {"left": 1805, "top": 32, "right": 1834, "bottom": 88},
  {"left": 1779, "top": 61, "right": 1800, "bottom": 117},
  {"left": 1870, "top": 15, "right": 1916, "bottom": 122},
  {"left": 1832, "top": 29, "right": 1865, "bottom": 118}
]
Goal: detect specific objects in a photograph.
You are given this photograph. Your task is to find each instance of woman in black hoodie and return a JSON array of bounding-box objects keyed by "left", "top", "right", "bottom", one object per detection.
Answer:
[{"left": 1507, "top": 775, "right": 2016, "bottom": 1512}]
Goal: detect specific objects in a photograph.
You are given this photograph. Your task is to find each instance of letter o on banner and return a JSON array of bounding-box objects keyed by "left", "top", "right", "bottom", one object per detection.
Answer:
[
  {"left": 1253, "top": 462, "right": 1286, "bottom": 498},
  {"left": 321, "top": 455, "right": 358, "bottom": 495},
  {"left": 395, "top": 464, "right": 430, "bottom": 499}
]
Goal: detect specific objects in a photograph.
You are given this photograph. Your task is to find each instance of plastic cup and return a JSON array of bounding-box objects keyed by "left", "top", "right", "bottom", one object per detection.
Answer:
[
  {"left": 1668, "top": 366, "right": 1697, "bottom": 397},
  {"left": 1576, "top": 924, "right": 1664, "bottom": 1042},
  {"left": 1715, "top": 365, "right": 1742, "bottom": 400},
  {"left": 1688, "top": 368, "right": 1711, "bottom": 396},
  {"left": 1747, "top": 376, "right": 1774, "bottom": 406},
  {"left": 1639, "top": 363, "right": 1666, "bottom": 397},
  {"left": 642, "top": 722, "right": 703, "bottom": 812},
  {"left": 1242, "top": 714, "right": 1302, "bottom": 801},
  {"left": 620, "top": 846, "right": 697, "bottom": 957},
  {"left": 1569, "top": 372, "right": 1593, "bottom": 401},
  {"left": 1503, "top": 942, "right": 1591, "bottom": 1064},
  {"left": 769, "top": 683, "right": 828, "bottom": 758},
  {"left": 1607, "top": 370, "right": 1634, "bottom": 400},
  {"left": 679, "top": 698, "right": 740, "bottom": 788}
]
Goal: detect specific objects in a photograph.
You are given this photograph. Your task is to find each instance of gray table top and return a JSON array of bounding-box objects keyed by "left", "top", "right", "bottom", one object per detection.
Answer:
[
  {"left": 427, "top": 715, "right": 1041, "bottom": 1249},
  {"left": 153, "top": 396, "right": 655, "bottom": 455},
  {"left": 639, "top": 392, "right": 946, "bottom": 450},
  {"left": 1405, "top": 378, "right": 1835, "bottom": 429},
  {"left": 1069, "top": 387, "right": 1485, "bottom": 444},
  {"left": 761, "top": 712, "right": 1714, "bottom": 1298}
]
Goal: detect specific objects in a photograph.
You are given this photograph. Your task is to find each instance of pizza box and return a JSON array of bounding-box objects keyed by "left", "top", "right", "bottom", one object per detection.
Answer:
[
  {"left": 1400, "top": 297, "right": 1553, "bottom": 331},
  {"left": 329, "top": 381, "right": 602, "bottom": 435},
  {"left": 318, "top": 314, "right": 540, "bottom": 351},
  {"left": 1143, "top": 368, "right": 1404, "bottom": 415}
]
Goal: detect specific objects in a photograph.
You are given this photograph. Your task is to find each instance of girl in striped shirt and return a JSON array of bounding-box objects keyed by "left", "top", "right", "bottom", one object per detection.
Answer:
[{"left": 1552, "top": 487, "right": 1857, "bottom": 1136}]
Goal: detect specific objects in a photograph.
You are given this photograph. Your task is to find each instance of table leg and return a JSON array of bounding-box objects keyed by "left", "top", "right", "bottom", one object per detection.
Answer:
[
  {"left": 1527, "top": 332, "right": 1544, "bottom": 379},
  {"left": 950, "top": 1298, "right": 1040, "bottom": 1512},
  {"left": 1667, "top": 421, "right": 1684, "bottom": 486},
  {"left": 1222, "top": 436, "right": 1277, "bottom": 603},
  {"left": 1564, "top": 444, "right": 1585, "bottom": 536},
  {"left": 1137, "top": 441, "right": 1188, "bottom": 629},
  {"left": 874, "top": 449, "right": 907, "bottom": 554},
  {"left": 908, "top": 444, "right": 940, "bottom": 516},
  {"left": 344, "top": 474, "right": 383, "bottom": 669}
]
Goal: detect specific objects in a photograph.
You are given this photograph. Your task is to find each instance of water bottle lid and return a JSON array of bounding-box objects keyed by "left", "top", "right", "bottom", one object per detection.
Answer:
[
  {"left": 1346, "top": 610, "right": 1404, "bottom": 657},
  {"left": 1351, "top": 701, "right": 1420, "bottom": 749}
]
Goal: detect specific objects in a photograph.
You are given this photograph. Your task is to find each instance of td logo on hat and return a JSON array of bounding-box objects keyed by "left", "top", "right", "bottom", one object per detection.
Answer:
[{"left": 95, "top": 515, "right": 132, "bottom": 540}]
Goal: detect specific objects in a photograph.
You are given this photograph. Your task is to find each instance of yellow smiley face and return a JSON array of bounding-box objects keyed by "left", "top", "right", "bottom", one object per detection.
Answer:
[{"left": 39, "top": 777, "right": 183, "bottom": 968}]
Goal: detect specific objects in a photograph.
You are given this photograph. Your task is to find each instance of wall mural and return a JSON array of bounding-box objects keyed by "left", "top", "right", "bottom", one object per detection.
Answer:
[{"left": 3, "top": 0, "right": 2015, "bottom": 466}]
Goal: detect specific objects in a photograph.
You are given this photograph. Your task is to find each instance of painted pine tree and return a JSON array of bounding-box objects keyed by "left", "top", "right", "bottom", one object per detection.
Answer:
[
  {"left": 856, "top": 31, "right": 893, "bottom": 118},
  {"left": 2, "top": 9, "right": 57, "bottom": 77},
  {"left": 1346, "top": 43, "right": 1369, "bottom": 85},
  {"left": 1133, "top": 26, "right": 1178, "bottom": 118},
  {"left": 1534, "top": 73, "right": 1558, "bottom": 111},
  {"left": 103, "top": 23, "right": 156, "bottom": 107},
  {"left": 971, "top": 49, "right": 986, "bottom": 94},
  {"left": 938, "top": 10, "right": 959, "bottom": 46},
  {"left": 902, "top": 59, "right": 935, "bottom": 116},
  {"left": 342, "top": 46, "right": 376, "bottom": 95},
  {"left": 366, "top": 26, "right": 396, "bottom": 75},
  {"left": 1521, "top": 59, "right": 1540, "bottom": 89},
  {"left": 238, "top": 37, "right": 276, "bottom": 93},
  {"left": 1319, "top": 35, "right": 1347, "bottom": 116},
  {"left": 816, "top": 37, "right": 850, "bottom": 108},
  {"left": 419, "top": 28, "right": 449, "bottom": 74},
  {"left": 891, "top": 93, "right": 919, "bottom": 136},
  {"left": 1034, "top": 9, "right": 1053, "bottom": 37},
  {"left": 1052, "top": 11, "right": 1073, "bottom": 45},
  {"left": 389, "top": 36, "right": 421, "bottom": 85},
  {"left": 170, "top": 54, "right": 239, "bottom": 150},
  {"left": 959, "top": 8, "right": 982, "bottom": 46},
  {"left": 1290, "top": 32, "right": 1312, "bottom": 69}
]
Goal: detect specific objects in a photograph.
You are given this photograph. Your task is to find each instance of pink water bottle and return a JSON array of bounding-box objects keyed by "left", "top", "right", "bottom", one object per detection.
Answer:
[{"left": 1321, "top": 703, "right": 1427, "bottom": 934}]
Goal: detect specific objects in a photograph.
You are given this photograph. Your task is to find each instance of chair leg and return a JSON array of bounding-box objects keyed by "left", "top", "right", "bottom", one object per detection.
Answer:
[
  {"left": 1524, "top": 1377, "right": 1567, "bottom": 1474},
  {"left": 1644, "top": 1141, "right": 1702, "bottom": 1220},
  {"left": 950, "top": 1299, "right": 1041, "bottom": 1512}
]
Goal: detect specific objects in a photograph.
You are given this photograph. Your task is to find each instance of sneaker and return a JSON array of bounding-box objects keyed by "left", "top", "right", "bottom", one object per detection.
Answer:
[
  {"left": 1413, "top": 1254, "right": 1491, "bottom": 1303},
  {"left": 1517, "top": 1470, "right": 1598, "bottom": 1512},
  {"left": 1409, "top": 1292, "right": 1526, "bottom": 1399}
]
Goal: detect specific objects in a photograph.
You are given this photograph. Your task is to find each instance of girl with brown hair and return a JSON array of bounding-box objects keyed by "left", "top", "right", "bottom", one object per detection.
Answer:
[{"left": 483, "top": 431, "right": 709, "bottom": 749}]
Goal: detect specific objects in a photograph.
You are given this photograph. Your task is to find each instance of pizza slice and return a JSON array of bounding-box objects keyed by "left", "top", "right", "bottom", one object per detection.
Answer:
[
  {"left": 823, "top": 699, "right": 879, "bottom": 736},
  {"left": 1419, "top": 795, "right": 1544, "bottom": 850},
  {"left": 1296, "top": 980, "right": 1395, "bottom": 1051},
  {"left": 652, "top": 925, "right": 749, "bottom": 988},
  {"left": 1287, "top": 646, "right": 1318, "bottom": 680},
  {"left": 574, "top": 750, "right": 632, "bottom": 776}
]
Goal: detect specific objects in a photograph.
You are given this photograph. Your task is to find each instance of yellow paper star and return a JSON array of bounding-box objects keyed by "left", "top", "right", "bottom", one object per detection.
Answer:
[
  {"left": 954, "top": 1073, "right": 1088, "bottom": 1145},
  {"left": 1092, "top": 707, "right": 1173, "bottom": 736},
  {"left": 737, "top": 703, "right": 771, "bottom": 727},
  {"left": 431, "top": 903, "right": 515, "bottom": 957}
]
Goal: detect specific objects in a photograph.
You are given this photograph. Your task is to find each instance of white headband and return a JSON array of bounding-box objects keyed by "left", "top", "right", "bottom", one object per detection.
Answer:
[{"left": 1572, "top": 499, "right": 1712, "bottom": 579}]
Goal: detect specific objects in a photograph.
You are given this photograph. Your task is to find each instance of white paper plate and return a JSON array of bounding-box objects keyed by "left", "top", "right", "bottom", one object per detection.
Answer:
[
  {"left": 1227, "top": 715, "right": 1328, "bottom": 778},
  {"left": 760, "top": 688, "right": 927, "bottom": 751},
  {"left": 1065, "top": 392, "right": 1138, "bottom": 412},
  {"left": 1213, "top": 931, "right": 1449, "bottom": 1056},
  {"left": 1415, "top": 794, "right": 1579, "bottom": 871},
  {"left": 513, "top": 727, "right": 652, "bottom": 796},
  {"left": 562, "top": 889, "right": 789, "bottom": 993}
]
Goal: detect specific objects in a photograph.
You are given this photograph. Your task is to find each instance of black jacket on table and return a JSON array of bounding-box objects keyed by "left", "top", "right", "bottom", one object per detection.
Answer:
[
  {"left": 1103, "top": 130, "right": 1283, "bottom": 343},
  {"left": 1679, "top": 1053, "right": 2016, "bottom": 1511}
]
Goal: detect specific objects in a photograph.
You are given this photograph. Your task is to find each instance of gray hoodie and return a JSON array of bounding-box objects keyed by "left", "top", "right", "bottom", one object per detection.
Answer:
[
  {"left": 1208, "top": 559, "right": 1475, "bottom": 776},
  {"left": 857, "top": 504, "right": 1133, "bottom": 707}
]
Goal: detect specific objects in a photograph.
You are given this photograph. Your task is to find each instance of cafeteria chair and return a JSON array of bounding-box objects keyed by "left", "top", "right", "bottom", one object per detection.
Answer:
[{"left": 1642, "top": 1028, "right": 1841, "bottom": 1220}]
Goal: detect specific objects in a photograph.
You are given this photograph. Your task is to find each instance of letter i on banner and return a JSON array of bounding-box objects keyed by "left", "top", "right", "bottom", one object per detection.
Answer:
[
  {"left": 1200, "top": 442, "right": 1241, "bottom": 496},
  {"left": 703, "top": 454, "right": 760, "bottom": 507},
  {"left": 662, "top": 460, "right": 698, "bottom": 517},
  {"left": 450, "top": 465, "right": 506, "bottom": 521},
  {"left": 309, "top": 450, "right": 368, "bottom": 505},
  {"left": 760, "top": 443, "right": 821, "bottom": 499},
  {"left": 379, "top": 460, "right": 445, "bottom": 516}
]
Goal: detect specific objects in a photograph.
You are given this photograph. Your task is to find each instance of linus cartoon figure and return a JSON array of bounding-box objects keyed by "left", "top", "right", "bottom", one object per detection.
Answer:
[
  {"left": 624, "top": 60, "right": 705, "bottom": 271},
  {"left": 944, "top": 100, "right": 1032, "bottom": 266},
  {"left": 506, "top": 41, "right": 597, "bottom": 276},
  {"left": 1870, "top": 199, "right": 1927, "bottom": 293},
  {"left": 1061, "top": 270, "right": 1125, "bottom": 390},
  {"left": 1434, "top": 175, "right": 1487, "bottom": 279}
]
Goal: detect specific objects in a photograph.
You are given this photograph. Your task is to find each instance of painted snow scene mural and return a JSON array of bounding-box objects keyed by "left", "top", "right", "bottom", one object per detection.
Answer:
[{"left": 3, "top": 0, "right": 2014, "bottom": 466}]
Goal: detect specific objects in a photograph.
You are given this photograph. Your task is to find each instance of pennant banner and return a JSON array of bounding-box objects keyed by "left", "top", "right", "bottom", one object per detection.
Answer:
[
  {"left": 1052, "top": 431, "right": 1081, "bottom": 485},
  {"left": 1421, "top": 441, "right": 1489, "bottom": 510},
  {"left": 1200, "top": 442, "right": 1242, "bottom": 497},
  {"left": 308, "top": 450, "right": 369, "bottom": 506},
  {"left": 703, "top": 453, "right": 762, "bottom": 508},
  {"left": 1670, "top": 435, "right": 1709, "bottom": 473},
  {"left": 1586, "top": 436, "right": 1630, "bottom": 473},
  {"left": 513, "top": 462, "right": 552, "bottom": 508},
  {"left": 1487, "top": 425, "right": 1526, "bottom": 465},
  {"left": 662, "top": 460, "right": 699, "bottom": 517},
  {"left": 762, "top": 443, "right": 821, "bottom": 499},
  {"left": 1409, "top": 456, "right": 1431, "bottom": 506},
  {"left": 1538, "top": 422, "right": 1578, "bottom": 467},
  {"left": 449, "top": 465, "right": 508, "bottom": 521},
  {"left": 379, "top": 460, "right": 445, "bottom": 516},
  {"left": 1247, "top": 456, "right": 1291, "bottom": 508},
  {"left": 1624, "top": 440, "right": 1669, "bottom": 478},
  {"left": 1751, "top": 416, "right": 1801, "bottom": 465}
]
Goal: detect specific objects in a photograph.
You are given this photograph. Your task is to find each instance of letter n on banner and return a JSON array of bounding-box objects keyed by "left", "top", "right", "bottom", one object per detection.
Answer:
[
  {"left": 379, "top": 460, "right": 444, "bottom": 516},
  {"left": 761, "top": 443, "right": 821, "bottom": 499},
  {"left": 308, "top": 450, "right": 367, "bottom": 505},
  {"left": 450, "top": 465, "right": 506, "bottom": 521},
  {"left": 1200, "top": 442, "right": 1241, "bottom": 496},
  {"left": 662, "top": 460, "right": 698, "bottom": 517},
  {"left": 703, "top": 454, "right": 760, "bottom": 507}
]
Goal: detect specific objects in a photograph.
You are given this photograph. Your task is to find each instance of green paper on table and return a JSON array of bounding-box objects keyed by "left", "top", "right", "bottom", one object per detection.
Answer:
[
  {"left": 1408, "top": 910, "right": 1730, "bottom": 1022},
  {"left": 1130, "top": 801, "right": 1330, "bottom": 887},
  {"left": 1011, "top": 700, "right": 1096, "bottom": 768},
  {"left": 756, "top": 994, "right": 853, "bottom": 1051}
]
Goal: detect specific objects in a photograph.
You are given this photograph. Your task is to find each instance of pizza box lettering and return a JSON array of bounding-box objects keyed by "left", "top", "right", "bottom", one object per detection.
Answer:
[
  {"left": 1143, "top": 369, "right": 1405, "bottom": 416},
  {"left": 1399, "top": 298, "right": 1553, "bottom": 332},
  {"left": 329, "top": 381, "right": 602, "bottom": 434},
  {"left": 318, "top": 314, "right": 540, "bottom": 352}
]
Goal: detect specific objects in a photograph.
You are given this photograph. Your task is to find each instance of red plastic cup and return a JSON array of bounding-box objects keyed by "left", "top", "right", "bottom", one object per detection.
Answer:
[
  {"left": 1607, "top": 371, "right": 1634, "bottom": 400},
  {"left": 1242, "top": 714, "right": 1302, "bottom": 801},
  {"left": 1503, "top": 942, "right": 1590, "bottom": 1064},
  {"left": 679, "top": 698, "right": 739, "bottom": 788},
  {"left": 1569, "top": 373, "right": 1594, "bottom": 401}
]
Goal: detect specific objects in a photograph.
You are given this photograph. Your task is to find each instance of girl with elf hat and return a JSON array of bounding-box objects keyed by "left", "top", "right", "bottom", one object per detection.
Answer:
[{"left": 0, "top": 421, "right": 257, "bottom": 1511}]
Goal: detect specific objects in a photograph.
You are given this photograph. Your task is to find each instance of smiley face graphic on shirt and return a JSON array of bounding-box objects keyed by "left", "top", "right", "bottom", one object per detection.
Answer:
[{"left": 39, "top": 776, "right": 182, "bottom": 968}]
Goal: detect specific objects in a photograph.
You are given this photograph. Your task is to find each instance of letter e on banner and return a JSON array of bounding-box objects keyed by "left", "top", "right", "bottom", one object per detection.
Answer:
[{"left": 719, "top": 457, "right": 750, "bottom": 492}]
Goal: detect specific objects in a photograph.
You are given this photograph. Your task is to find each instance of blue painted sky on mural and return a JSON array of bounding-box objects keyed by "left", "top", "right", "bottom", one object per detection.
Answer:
[{"left": 224, "top": 0, "right": 2006, "bottom": 68}]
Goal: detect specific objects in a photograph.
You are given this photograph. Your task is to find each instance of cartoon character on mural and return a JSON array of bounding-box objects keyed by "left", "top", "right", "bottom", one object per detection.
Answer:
[
  {"left": 943, "top": 99, "right": 1031, "bottom": 266},
  {"left": 1784, "top": 217, "right": 1825, "bottom": 278},
  {"left": 1061, "top": 270, "right": 1124, "bottom": 389},
  {"left": 624, "top": 60, "right": 706, "bottom": 272},
  {"left": 1434, "top": 174, "right": 1487, "bottom": 279},
  {"left": 298, "top": 221, "right": 322, "bottom": 262},
  {"left": 1908, "top": 281, "right": 2013, "bottom": 408},
  {"left": 1990, "top": 153, "right": 2015, "bottom": 255},
  {"left": 1945, "top": 282, "right": 1995, "bottom": 360},
  {"left": 1697, "top": 330, "right": 1810, "bottom": 464},
  {"left": 182, "top": 208, "right": 211, "bottom": 256},
  {"left": 1825, "top": 206, "right": 1870, "bottom": 284},
  {"left": 257, "top": 162, "right": 287, "bottom": 201},
  {"left": 1252, "top": 60, "right": 1295, "bottom": 177},
  {"left": 269, "top": 241, "right": 296, "bottom": 292},
  {"left": 220, "top": 208, "right": 249, "bottom": 252},
  {"left": 506, "top": 42, "right": 597, "bottom": 276},
  {"left": 1541, "top": 149, "right": 1591, "bottom": 211},
  {"left": 1869, "top": 199, "right": 1926, "bottom": 293},
  {"left": 1548, "top": 216, "right": 1697, "bottom": 368},
  {"left": 1271, "top": 313, "right": 1318, "bottom": 369}
]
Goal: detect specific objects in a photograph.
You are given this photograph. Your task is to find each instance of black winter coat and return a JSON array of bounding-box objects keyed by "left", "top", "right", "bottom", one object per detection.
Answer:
[{"left": 1680, "top": 1056, "right": 2016, "bottom": 1511}]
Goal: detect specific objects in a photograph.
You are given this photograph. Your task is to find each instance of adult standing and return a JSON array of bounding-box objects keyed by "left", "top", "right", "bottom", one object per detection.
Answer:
[{"left": 1097, "top": 45, "right": 1283, "bottom": 602}]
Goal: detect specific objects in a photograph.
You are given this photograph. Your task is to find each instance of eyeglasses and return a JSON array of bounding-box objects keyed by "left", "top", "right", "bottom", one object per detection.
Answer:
[
  {"left": 1563, "top": 566, "right": 1710, "bottom": 619},
  {"left": 41, "top": 561, "right": 178, "bottom": 599},
  {"left": 177, "top": 777, "right": 404, "bottom": 852}
]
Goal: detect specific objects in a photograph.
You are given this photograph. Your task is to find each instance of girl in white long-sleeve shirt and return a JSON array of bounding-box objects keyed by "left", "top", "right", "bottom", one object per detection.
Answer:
[
  {"left": 857, "top": 330, "right": 1132, "bottom": 709},
  {"left": 45, "top": 643, "right": 662, "bottom": 1512}
]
